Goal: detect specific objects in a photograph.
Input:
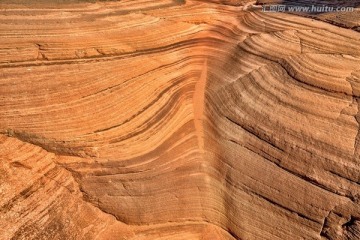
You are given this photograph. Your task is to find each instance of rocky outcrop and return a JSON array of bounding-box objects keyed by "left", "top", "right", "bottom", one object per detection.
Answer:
[{"left": 1, "top": 0, "right": 360, "bottom": 239}]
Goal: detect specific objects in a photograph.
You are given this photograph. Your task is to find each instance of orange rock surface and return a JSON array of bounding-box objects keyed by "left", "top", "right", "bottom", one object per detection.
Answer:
[{"left": 1, "top": 0, "right": 360, "bottom": 239}]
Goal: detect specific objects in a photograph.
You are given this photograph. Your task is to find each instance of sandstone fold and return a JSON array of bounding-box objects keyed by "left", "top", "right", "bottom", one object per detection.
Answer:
[{"left": 1, "top": 0, "right": 360, "bottom": 239}]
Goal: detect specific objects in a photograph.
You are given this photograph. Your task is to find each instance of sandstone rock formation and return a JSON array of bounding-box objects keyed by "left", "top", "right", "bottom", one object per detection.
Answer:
[{"left": 1, "top": 0, "right": 360, "bottom": 239}]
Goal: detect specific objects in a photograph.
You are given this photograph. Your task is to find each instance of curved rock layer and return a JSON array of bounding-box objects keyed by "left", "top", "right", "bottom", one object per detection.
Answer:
[{"left": 1, "top": 0, "right": 360, "bottom": 239}]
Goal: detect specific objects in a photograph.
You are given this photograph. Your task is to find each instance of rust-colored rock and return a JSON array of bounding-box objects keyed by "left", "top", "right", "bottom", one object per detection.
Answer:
[{"left": 1, "top": 0, "right": 360, "bottom": 239}]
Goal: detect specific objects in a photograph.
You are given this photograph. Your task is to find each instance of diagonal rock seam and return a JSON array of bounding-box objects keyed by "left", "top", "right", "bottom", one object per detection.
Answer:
[
  {"left": 3, "top": 24, "right": 360, "bottom": 240},
  {"left": 1, "top": 132, "right": 238, "bottom": 238},
  {"left": 2, "top": 2, "right": 360, "bottom": 239}
]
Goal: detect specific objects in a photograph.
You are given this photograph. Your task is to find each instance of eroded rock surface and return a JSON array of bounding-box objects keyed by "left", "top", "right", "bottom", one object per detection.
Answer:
[{"left": 1, "top": 0, "right": 360, "bottom": 239}]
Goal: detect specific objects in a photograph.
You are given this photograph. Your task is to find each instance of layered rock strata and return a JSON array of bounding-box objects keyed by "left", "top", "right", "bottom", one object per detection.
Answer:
[{"left": 1, "top": 0, "right": 360, "bottom": 239}]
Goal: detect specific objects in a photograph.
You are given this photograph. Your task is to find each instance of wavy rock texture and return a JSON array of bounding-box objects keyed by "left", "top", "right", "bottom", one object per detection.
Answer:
[{"left": 1, "top": 0, "right": 360, "bottom": 239}]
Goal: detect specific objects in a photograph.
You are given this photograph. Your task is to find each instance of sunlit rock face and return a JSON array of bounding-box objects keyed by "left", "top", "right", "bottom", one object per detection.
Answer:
[{"left": 1, "top": 0, "right": 360, "bottom": 239}]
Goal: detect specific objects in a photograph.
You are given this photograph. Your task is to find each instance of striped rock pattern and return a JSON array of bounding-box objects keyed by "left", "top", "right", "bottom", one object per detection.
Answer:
[{"left": 1, "top": 0, "right": 360, "bottom": 239}]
